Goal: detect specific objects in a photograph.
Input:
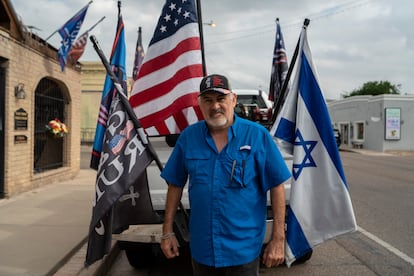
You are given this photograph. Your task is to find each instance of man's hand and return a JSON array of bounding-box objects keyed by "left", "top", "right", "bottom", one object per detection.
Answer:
[
  {"left": 262, "top": 238, "right": 285, "bottom": 268},
  {"left": 161, "top": 235, "right": 180, "bottom": 259}
]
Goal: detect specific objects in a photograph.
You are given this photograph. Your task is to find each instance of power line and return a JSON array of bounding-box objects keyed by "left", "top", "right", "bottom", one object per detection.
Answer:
[{"left": 205, "top": 0, "right": 376, "bottom": 45}]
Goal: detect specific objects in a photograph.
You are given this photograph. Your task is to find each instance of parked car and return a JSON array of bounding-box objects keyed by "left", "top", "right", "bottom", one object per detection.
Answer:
[{"left": 233, "top": 89, "right": 273, "bottom": 129}]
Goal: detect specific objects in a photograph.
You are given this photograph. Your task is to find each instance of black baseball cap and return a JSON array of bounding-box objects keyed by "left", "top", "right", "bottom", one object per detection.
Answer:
[{"left": 199, "top": 74, "right": 232, "bottom": 96}]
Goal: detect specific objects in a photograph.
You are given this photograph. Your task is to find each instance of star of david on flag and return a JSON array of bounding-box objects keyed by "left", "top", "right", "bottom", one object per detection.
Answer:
[
  {"left": 292, "top": 130, "right": 317, "bottom": 180},
  {"left": 270, "top": 24, "right": 357, "bottom": 267}
]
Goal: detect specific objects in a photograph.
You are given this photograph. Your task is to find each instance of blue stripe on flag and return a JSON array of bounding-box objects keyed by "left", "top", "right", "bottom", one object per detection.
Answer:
[
  {"left": 274, "top": 117, "right": 296, "bottom": 144},
  {"left": 286, "top": 205, "right": 312, "bottom": 259},
  {"left": 298, "top": 53, "right": 347, "bottom": 188}
]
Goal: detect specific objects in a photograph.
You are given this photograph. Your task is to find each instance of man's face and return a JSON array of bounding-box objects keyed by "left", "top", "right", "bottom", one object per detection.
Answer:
[{"left": 199, "top": 92, "right": 237, "bottom": 130}]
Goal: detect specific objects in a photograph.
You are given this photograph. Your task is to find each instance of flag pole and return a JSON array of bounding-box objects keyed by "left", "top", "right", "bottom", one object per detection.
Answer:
[
  {"left": 89, "top": 34, "right": 190, "bottom": 220},
  {"left": 85, "top": 16, "right": 106, "bottom": 33},
  {"left": 271, "top": 18, "right": 310, "bottom": 121},
  {"left": 45, "top": 0, "right": 93, "bottom": 41},
  {"left": 196, "top": 0, "right": 207, "bottom": 76}
]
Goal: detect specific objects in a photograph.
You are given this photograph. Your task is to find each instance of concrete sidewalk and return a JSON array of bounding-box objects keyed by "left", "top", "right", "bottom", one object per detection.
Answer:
[{"left": 0, "top": 169, "right": 97, "bottom": 276}]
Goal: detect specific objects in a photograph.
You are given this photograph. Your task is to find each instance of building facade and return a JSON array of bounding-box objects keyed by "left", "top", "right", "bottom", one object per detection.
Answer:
[
  {"left": 328, "top": 95, "right": 414, "bottom": 152},
  {"left": 80, "top": 61, "right": 106, "bottom": 143},
  {"left": 0, "top": 0, "right": 81, "bottom": 198},
  {"left": 80, "top": 61, "right": 133, "bottom": 144}
]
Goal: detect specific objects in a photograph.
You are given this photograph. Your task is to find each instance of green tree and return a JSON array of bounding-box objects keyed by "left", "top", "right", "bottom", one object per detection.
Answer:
[{"left": 342, "top": 81, "right": 401, "bottom": 98}]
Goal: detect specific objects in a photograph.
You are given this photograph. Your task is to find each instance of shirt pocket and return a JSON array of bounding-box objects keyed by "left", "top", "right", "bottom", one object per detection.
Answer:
[
  {"left": 185, "top": 150, "right": 211, "bottom": 185},
  {"left": 224, "top": 150, "right": 256, "bottom": 189}
]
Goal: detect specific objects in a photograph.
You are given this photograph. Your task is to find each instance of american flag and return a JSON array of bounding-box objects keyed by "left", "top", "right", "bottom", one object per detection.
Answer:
[
  {"left": 129, "top": 0, "right": 204, "bottom": 136},
  {"left": 67, "top": 31, "right": 88, "bottom": 65},
  {"left": 269, "top": 18, "right": 289, "bottom": 103}
]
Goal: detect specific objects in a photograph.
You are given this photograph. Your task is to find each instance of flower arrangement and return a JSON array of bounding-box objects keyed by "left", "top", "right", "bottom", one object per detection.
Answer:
[{"left": 45, "top": 118, "right": 69, "bottom": 138}]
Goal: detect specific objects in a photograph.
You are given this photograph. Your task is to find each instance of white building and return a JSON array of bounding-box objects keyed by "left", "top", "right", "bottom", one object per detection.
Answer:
[{"left": 328, "top": 95, "right": 414, "bottom": 152}]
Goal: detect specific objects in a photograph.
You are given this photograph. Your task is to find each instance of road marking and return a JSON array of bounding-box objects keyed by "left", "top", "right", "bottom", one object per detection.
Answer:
[{"left": 358, "top": 226, "right": 414, "bottom": 266}]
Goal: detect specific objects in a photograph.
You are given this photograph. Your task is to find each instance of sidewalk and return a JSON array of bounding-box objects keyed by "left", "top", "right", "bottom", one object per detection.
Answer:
[{"left": 0, "top": 168, "right": 97, "bottom": 276}]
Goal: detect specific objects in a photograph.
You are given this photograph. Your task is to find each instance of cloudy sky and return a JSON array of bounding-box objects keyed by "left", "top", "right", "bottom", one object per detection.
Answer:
[{"left": 10, "top": 0, "right": 414, "bottom": 100}]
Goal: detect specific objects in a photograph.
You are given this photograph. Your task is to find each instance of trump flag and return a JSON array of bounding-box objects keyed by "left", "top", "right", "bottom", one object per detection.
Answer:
[
  {"left": 57, "top": 2, "right": 90, "bottom": 71},
  {"left": 270, "top": 26, "right": 357, "bottom": 267}
]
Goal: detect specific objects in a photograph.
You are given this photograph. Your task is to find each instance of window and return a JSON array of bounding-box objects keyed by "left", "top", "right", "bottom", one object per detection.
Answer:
[{"left": 355, "top": 122, "right": 364, "bottom": 141}]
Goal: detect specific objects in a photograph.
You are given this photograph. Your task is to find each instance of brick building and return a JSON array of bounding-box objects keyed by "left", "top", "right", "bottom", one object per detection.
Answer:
[{"left": 0, "top": 0, "right": 81, "bottom": 198}]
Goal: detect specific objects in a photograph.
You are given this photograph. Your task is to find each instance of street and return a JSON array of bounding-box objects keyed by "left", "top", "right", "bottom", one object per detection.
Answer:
[{"left": 82, "top": 142, "right": 414, "bottom": 275}]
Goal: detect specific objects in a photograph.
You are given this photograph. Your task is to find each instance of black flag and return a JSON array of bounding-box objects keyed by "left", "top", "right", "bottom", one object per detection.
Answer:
[
  {"left": 85, "top": 92, "right": 160, "bottom": 266},
  {"left": 112, "top": 169, "right": 160, "bottom": 234}
]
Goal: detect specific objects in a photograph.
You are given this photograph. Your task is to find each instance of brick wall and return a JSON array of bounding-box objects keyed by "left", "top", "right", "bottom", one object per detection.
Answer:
[{"left": 0, "top": 30, "right": 82, "bottom": 197}]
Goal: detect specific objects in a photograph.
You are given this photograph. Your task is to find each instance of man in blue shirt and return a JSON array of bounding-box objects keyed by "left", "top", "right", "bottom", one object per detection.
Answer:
[{"left": 160, "top": 74, "right": 291, "bottom": 275}]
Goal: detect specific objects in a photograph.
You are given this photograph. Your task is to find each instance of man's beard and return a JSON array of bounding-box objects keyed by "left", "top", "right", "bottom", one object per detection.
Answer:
[{"left": 205, "top": 109, "right": 228, "bottom": 128}]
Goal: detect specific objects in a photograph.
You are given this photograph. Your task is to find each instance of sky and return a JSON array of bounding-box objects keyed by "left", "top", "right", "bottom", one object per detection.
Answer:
[{"left": 9, "top": 0, "right": 414, "bottom": 100}]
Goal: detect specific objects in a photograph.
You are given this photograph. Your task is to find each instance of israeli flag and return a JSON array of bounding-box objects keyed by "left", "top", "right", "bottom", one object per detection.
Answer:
[{"left": 270, "top": 26, "right": 357, "bottom": 267}]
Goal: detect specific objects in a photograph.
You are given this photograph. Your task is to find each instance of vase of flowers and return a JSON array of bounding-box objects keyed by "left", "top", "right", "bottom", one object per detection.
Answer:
[{"left": 45, "top": 118, "right": 69, "bottom": 138}]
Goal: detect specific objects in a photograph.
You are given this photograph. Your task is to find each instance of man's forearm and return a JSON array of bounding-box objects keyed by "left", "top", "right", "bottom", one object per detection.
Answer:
[
  {"left": 270, "top": 183, "right": 286, "bottom": 241},
  {"left": 162, "top": 184, "right": 184, "bottom": 234}
]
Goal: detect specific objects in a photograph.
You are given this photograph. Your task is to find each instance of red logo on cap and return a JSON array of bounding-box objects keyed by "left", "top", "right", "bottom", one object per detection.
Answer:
[{"left": 212, "top": 76, "right": 224, "bottom": 87}]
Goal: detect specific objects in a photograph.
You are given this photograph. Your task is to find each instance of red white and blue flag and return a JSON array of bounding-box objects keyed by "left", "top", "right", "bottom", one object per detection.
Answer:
[
  {"left": 270, "top": 26, "right": 357, "bottom": 267},
  {"left": 269, "top": 18, "right": 289, "bottom": 103},
  {"left": 129, "top": 0, "right": 204, "bottom": 136},
  {"left": 57, "top": 2, "right": 90, "bottom": 71}
]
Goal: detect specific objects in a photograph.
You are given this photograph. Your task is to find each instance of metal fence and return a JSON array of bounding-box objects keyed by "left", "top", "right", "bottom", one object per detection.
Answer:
[{"left": 34, "top": 78, "right": 68, "bottom": 173}]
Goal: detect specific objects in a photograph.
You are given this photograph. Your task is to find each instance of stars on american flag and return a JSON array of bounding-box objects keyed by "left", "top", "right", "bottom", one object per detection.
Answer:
[{"left": 159, "top": 0, "right": 194, "bottom": 34}]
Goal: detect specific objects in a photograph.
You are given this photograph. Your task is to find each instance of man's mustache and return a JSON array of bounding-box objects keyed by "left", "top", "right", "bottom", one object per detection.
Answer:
[{"left": 209, "top": 109, "right": 225, "bottom": 116}]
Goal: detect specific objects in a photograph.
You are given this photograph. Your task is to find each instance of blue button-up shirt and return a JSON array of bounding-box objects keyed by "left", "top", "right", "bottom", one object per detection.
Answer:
[{"left": 161, "top": 116, "right": 291, "bottom": 267}]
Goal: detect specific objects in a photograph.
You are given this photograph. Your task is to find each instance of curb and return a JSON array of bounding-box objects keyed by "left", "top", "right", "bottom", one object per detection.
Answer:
[{"left": 53, "top": 240, "right": 121, "bottom": 276}]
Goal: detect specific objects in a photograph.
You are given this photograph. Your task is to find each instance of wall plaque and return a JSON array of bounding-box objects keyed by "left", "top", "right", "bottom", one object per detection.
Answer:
[
  {"left": 14, "top": 108, "right": 28, "bottom": 130},
  {"left": 14, "top": 135, "right": 28, "bottom": 144}
]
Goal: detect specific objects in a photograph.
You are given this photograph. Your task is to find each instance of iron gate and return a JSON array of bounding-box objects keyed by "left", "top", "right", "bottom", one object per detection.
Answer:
[{"left": 34, "top": 78, "right": 68, "bottom": 173}]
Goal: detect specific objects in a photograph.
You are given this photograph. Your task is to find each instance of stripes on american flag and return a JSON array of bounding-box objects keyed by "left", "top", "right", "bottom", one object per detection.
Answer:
[
  {"left": 68, "top": 31, "right": 88, "bottom": 65},
  {"left": 129, "top": 0, "right": 204, "bottom": 136}
]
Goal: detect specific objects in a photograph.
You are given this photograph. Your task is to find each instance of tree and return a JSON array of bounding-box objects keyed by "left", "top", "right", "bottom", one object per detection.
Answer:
[{"left": 342, "top": 81, "right": 401, "bottom": 98}]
